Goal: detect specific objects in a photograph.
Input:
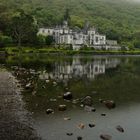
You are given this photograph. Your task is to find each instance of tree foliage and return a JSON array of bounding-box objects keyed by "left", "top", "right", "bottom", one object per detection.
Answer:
[
  {"left": 8, "top": 10, "right": 38, "bottom": 46},
  {"left": 0, "top": 0, "right": 140, "bottom": 47},
  {"left": 0, "top": 34, "right": 12, "bottom": 47}
]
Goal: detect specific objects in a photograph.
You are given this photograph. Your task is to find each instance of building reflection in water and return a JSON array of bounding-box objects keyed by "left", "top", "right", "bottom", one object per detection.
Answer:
[{"left": 39, "top": 57, "right": 120, "bottom": 81}]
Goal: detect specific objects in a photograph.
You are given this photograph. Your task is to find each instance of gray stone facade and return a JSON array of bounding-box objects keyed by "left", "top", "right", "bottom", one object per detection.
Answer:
[{"left": 38, "top": 21, "right": 120, "bottom": 50}]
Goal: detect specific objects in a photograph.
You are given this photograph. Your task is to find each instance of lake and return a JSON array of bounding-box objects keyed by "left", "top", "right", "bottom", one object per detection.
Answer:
[{"left": 0, "top": 54, "right": 140, "bottom": 140}]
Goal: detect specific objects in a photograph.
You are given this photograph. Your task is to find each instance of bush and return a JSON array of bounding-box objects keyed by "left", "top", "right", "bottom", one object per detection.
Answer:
[
  {"left": 37, "top": 35, "right": 54, "bottom": 46},
  {"left": 80, "top": 45, "right": 95, "bottom": 51},
  {"left": 45, "top": 35, "right": 54, "bottom": 45},
  {"left": 121, "top": 45, "right": 128, "bottom": 51},
  {"left": 133, "top": 40, "right": 140, "bottom": 48},
  {"left": 0, "top": 35, "right": 13, "bottom": 47},
  {"left": 37, "top": 35, "right": 46, "bottom": 45}
]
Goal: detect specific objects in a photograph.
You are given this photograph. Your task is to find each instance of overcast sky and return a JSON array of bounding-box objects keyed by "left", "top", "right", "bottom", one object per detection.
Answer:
[{"left": 127, "top": 0, "right": 140, "bottom": 2}]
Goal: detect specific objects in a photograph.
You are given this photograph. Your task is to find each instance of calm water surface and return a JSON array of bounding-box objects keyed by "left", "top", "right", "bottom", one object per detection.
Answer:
[{"left": 1, "top": 54, "right": 140, "bottom": 140}]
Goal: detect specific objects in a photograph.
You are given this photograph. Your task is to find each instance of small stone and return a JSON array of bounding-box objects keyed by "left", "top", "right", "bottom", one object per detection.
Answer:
[
  {"left": 57, "top": 95, "right": 62, "bottom": 98},
  {"left": 101, "top": 113, "right": 106, "bottom": 116},
  {"left": 53, "top": 81, "right": 57, "bottom": 85},
  {"left": 103, "top": 100, "right": 116, "bottom": 109},
  {"left": 46, "top": 109, "right": 54, "bottom": 114},
  {"left": 42, "top": 85, "right": 45, "bottom": 89},
  {"left": 100, "top": 134, "right": 112, "bottom": 140},
  {"left": 81, "top": 96, "right": 93, "bottom": 106},
  {"left": 89, "top": 123, "right": 96, "bottom": 128},
  {"left": 77, "top": 123, "right": 85, "bottom": 129},
  {"left": 77, "top": 136, "right": 83, "bottom": 140},
  {"left": 50, "top": 98, "right": 57, "bottom": 102},
  {"left": 66, "top": 133, "right": 73, "bottom": 136},
  {"left": 46, "top": 80, "right": 50, "bottom": 83},
  {"left": 84, "top": 105, "right": 96, "bottom": 112},
  {"left": 58, "top": 105, "right": 67, "bottom": 111},
  {"left": 63, "top": 92, "right": 73, "bottom": 100},
  {"left": 25, "top": 83, "right": 32, "bottom": 89},
  {"left": 72, "top": 99, "right": 80, "bottom": 104},
  {"left": 64, "top": 117, "right": 71, "bottom": 121},
  {"left": 99, "top": 99, "right": 104, "bottom": 103},
  {"left": 116, "top": 125, "right": 124, "bottom": 133}
]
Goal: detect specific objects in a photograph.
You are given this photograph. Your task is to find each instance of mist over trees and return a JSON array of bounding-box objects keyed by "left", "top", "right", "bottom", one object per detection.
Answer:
[{"left": 0, "top": 0, "right": 140, "bottom": 48}]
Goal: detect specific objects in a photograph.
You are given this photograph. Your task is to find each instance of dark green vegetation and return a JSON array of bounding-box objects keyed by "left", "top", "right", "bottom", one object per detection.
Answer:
[
  {"left": 0, "top": 0, "right": 140, "bottom": 48},
  {"left": 2, "top": 47, "right": 140, "bottom": 56}
]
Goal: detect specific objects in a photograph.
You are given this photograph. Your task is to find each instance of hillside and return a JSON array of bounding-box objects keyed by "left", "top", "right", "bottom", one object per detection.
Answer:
[{"left": 0, "top": 0, "right": 140, "bottom": 47}]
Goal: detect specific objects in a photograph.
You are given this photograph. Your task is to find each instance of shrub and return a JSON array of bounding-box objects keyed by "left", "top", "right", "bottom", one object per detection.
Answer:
[
  {"left": 45, "top": 35, "right": 54, "bottom": 45},
  {"left": 0, "top": 35, "right": 13, "bottom": 47},
  {"left": 37, "top": 35, "right": 46, "bottom": 45},
  {"left": 133, "top": 40, "right": 140, "bottom": 48}
]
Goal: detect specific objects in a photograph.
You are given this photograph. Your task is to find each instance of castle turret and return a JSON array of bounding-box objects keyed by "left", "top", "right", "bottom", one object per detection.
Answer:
[{"left": 63, "top": 20, "right": 68, "bottom": 28}]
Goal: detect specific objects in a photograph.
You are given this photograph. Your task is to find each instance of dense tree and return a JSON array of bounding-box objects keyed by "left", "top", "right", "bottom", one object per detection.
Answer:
[
  {"left": 133, "top": 32, "right": 140, "bottom": 48},
  {"left": 37, "top": 35, "right": 54, "bottom": 46},
  {"left": 45, "top": 35, "right": 54, "bottom": 45},
  {"left": 9, "top": 10, "right": 38, "bottom": 46}
]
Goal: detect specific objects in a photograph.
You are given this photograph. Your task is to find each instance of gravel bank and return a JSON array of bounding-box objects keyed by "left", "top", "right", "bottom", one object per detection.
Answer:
[{"left": 0, "top": 70, "right": 41, "bottom": 140}]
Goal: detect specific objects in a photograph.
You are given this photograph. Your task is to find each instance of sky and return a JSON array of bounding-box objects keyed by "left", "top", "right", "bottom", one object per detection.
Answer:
[{"left": 127, "top": 0, "right": 140, "bottom": 2}]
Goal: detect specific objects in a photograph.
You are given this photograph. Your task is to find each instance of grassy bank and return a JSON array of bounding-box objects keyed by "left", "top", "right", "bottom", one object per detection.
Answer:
[{"left": 1, "top": 47, "right": 140, "bottom": 56}]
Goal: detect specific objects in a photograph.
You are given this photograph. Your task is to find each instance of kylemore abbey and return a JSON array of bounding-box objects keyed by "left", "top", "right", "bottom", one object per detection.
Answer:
[{"left": 38, "top": 20, "right": 121, "bottom": 50}]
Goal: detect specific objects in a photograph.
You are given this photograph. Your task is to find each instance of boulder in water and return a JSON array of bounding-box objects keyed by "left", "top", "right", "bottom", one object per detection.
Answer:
[
  {"left": 103, "top": 100, "right": 116, "bottom": 109},
  {"left": 89, "top": 123, "right": 96, "bottom": 128},
  {"left": 58, "top": 105, "right": 67, "bottom": 111},
  {"left": 66, "top": 133, "right": 73, "bottom": 136},
  {"left": 101, "top": 113, "right": 106, "bottom": 116},
  {"left": 81, "top": 96, "right": 93, "bottom": 106},
  {"left": 77, "top": 123, "right": 85, "bottom": 129},
  {"left": 46, "top": 109, "right": 54, "bottom": 114},
  {"left": 100, "top": 134, "right": 112, "bottom": 140},
  {"left": 64, "top": 117, "right": 71, "bottom": 121},
  {"left": 77, "top": 136, "right": 83, "bottom": 140},
  {"left": 116, "top": 125, "right": 124, "bottom": 133},
  {"left": 63, "top": 92, "right": 73, "bottom": 100}
]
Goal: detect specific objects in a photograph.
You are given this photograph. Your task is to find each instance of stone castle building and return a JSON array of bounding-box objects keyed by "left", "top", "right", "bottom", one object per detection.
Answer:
[{"left": 38, "top": 21, "right": 120, "bottom": 50}]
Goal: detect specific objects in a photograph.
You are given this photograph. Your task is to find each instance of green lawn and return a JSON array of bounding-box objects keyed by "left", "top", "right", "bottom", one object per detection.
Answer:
[{"left": 1, "top": 46, "right": 140, "bottom": 55}]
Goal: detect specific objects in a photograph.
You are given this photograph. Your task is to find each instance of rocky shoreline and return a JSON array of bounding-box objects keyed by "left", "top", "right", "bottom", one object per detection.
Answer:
[{"left": 0, "top": 70, "right": 41, "bottom": 140}]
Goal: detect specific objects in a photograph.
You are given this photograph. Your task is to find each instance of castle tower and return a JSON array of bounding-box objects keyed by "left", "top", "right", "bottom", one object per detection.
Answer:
[{"left": 63, "top": 20, "right": 68, "bottom": 28}]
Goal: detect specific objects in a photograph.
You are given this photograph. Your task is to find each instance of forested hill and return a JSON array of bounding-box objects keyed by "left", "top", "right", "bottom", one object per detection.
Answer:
[{"left": 0, "top": 0, "right": 140, "bottom": 47}]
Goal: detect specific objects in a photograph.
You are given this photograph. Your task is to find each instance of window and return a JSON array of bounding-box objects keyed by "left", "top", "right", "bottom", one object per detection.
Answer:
[
  {"left": 96, "top": 37, "right": 99, "bottom": 42},
  {"left": 65, "top": 36, "right": 67, "bottom": 42},
  {"left": 95, "top": 67, "right": 98, "bottom": 72}
]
